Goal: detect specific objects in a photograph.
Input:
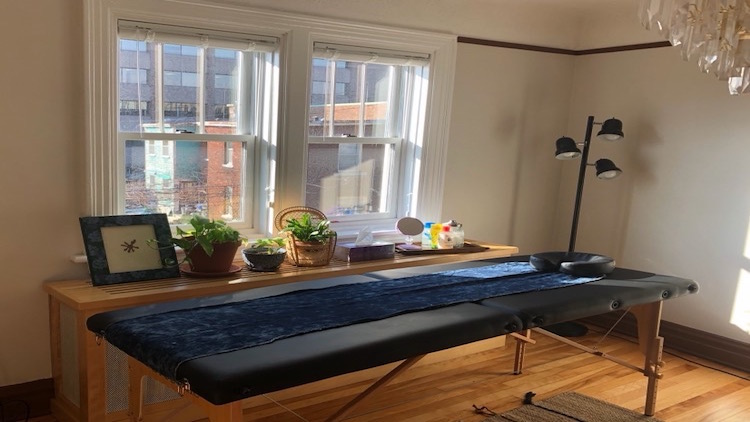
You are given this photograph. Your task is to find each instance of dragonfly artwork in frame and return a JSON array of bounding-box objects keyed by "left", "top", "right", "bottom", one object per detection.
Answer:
[{"left": 79, "top": 213, "right": 180, "bottom": 285}]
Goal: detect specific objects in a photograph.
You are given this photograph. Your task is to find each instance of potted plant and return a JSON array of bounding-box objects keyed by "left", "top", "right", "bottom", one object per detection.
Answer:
[
  {"left": 280, "top": 213, "right": 337, "bottom": 267},
  {"left": 242, "top": 237, "right": 287, "bottom": 272},
  {"left": 170, "top": 215, "right": 245, "bottom": 273}
]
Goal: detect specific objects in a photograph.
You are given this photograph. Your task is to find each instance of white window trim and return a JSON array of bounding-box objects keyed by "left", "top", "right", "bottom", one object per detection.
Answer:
[
  {"left": 85, "top": 0, "right": 456, "bottom": 238},
  {"left": 290, "top": 28, "right": 456, "bottom": 238}
]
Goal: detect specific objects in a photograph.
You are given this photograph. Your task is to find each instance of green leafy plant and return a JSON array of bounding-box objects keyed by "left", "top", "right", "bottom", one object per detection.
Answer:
[
  {"left": 245, "top": 237, "right": 286, "bottom": 254},
  {"left": 280, "top": 213, "right": 336, "bottom": 243},
  {"left": 170, "top": 215, "right": 246, "bottom": 257}
]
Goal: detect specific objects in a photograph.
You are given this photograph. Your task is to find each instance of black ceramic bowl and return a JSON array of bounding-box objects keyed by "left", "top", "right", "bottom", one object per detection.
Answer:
[{"left": 242, "top": 248, "right": 287, "bottom": 272}]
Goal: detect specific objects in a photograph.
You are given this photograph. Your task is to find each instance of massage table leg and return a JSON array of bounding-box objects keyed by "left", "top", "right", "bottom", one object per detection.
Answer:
[
  {"left": 527, "top": 302, "right": 664, "bottom": 417},
  {"left": 631, "top": 301, "right": 664, "bottom": 417},
  {"left": 128, "top": 352, "right": 425, "bottom": 422},
  {"left": 127, "top": 355, "right": 242, "bottom": 421},
  {"left": 325, "top": 354, "right": 426, "bottom": 422},
  {"left": 510, "top": 330, "right": 534, "bottom": 374}
]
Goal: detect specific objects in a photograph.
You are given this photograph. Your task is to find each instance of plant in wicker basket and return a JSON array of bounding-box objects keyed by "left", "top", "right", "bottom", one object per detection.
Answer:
[{"left": 280, "top": 212, "right": 337, "bottom": 267}]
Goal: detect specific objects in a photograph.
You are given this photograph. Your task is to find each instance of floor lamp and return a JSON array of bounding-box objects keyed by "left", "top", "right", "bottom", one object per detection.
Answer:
[
  {"left": 547, "top": 115, "right": 624, "bottom": 336},
  {"left": 556, "top": 115, "right": 624, "bottom": 252}
]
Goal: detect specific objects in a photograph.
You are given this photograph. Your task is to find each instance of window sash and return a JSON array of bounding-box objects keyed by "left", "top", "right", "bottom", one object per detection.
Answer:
[
  {"left": 116, "top": 22, "right": 274, "bottom": 230},
  {"left": 117, "top": 133, "right": 256, "bottom": 225},
  {"left": 306, "top": 54, "right": 425, "bottom": 226},
  {"left": 307, "top": 136, "right": 402, "bottom": 222}
]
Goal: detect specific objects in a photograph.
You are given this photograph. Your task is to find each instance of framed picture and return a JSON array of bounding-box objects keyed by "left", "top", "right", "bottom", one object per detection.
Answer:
[{"left": 80, "top": 214, "right": 180, "bottom": 286}]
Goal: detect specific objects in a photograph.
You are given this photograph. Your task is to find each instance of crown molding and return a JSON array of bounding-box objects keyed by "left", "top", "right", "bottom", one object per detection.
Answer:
[{"left": 458, "top": 36, "right": 671, "bottom": 56}]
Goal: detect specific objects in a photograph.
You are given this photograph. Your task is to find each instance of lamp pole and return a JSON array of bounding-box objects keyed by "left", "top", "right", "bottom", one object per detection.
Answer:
[{"left": 568, "top": 115, "right": 595, "bottom": 253}]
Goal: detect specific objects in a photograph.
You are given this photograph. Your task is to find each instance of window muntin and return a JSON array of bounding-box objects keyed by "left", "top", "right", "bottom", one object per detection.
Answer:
[
  {"left": 117, "top": 22, "right": 277, "bottom": 227},
  {"left": 119, "top": 100, "right": 148, "bottom": 116},
  {"left": 164, "top": 44, "right": 198, "bottom": 56},
  {"left": 120, "top": 39, "right": 147, "bottom": 51},
  {"left": 163, "top": 71, "right": 199, "bottom": 87},
  {"left": 306, "top": 48, "right": 429, "bottom": 222}
]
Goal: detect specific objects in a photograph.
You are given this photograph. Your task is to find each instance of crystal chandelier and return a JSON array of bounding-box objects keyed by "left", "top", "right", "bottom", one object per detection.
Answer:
[{"left": 639, "top": 0, "right": 750, "bottom": 95}]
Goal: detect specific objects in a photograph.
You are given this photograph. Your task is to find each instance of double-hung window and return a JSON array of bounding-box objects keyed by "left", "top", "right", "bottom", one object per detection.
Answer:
[
  {"left": 116, "top": 20, "right": 278, "bottom": 229},
  {"left": 306, "top": 43, "right": 430, "bottom": 229},
  {"left": 87, "top": 0, "right": 455, "bottom": 239}
]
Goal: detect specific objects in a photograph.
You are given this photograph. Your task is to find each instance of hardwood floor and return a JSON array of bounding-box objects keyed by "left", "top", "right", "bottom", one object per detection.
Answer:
[{"left": 31, "top": 326, "right": 750, "bottom": 421}]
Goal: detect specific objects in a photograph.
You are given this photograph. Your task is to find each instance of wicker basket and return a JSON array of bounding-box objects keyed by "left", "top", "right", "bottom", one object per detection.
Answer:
[
  {"left": 274, "top": 206, "right": 327, "bottom": 231},
  {"left": 284, "top": 233, "right": 337, "bottom": 267},
  {"left": 275, "top": 206, "right": 336, "bottom": 267}
]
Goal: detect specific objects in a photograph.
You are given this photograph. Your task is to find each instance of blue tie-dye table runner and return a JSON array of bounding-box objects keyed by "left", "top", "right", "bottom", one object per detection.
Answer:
[{"left": 100, "top": 261, "right": 600, "bottom": 380}]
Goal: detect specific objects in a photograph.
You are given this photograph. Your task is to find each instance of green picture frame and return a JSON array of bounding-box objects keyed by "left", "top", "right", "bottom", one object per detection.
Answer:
[{"left": 80, "top": 214, "right": 180, "bottom": 286}]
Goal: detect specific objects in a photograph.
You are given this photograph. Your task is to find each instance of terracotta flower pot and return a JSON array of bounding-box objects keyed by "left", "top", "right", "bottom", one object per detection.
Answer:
[{"left": 186, "top": 241, "right": 241, "bottom": 273}]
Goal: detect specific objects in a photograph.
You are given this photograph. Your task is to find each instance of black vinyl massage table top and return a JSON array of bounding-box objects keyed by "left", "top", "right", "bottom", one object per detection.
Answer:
[
  {"left": 87, "top": 256, "right": 698, "bottom": 406},
  {"left": 365, "top": 257, "right": 697, "bottom": 329}
]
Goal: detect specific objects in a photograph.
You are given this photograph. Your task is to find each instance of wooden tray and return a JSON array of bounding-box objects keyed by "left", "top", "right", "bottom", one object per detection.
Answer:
[{"left": 395, "top": 242, "right": 489, "bottom": 255}]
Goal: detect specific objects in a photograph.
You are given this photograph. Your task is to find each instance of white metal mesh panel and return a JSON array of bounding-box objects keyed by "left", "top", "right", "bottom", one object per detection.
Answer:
[
  {"left": 105, "top": 342, "right": 181, "bottom": 413},
  {"left": 59, "top": 305, "right": 80, "bottom": 406}
]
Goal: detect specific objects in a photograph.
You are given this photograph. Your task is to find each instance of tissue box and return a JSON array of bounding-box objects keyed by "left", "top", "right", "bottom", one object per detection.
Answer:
[{"left": 334, "top": 241, "right": 395, "bottom": 262}]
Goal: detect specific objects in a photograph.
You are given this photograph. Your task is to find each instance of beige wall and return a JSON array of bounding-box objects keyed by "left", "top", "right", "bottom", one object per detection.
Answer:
[
  {"left": 207, "top": 0, "right": 661, "bottom": 49},
  {"left": 563, "top": 47, "right": 750, "bottom": 343},
  {"left": 0, "top": 0, "right": 89, "bottom": 386},
  {"left": 443, "top": 44, "right": 573, "bottom": 253},
  {"left": 2, "top": 0, "right": 748, "bottom": 388}
]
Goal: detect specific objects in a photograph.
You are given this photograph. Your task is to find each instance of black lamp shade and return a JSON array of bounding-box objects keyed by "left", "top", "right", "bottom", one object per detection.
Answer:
[
  {"left": 597, "top": 118, "right": 624, "bottom": 141},
  {"left": 595, "top": 158, "right": 622, "bottom": 179},
  {"left": 555, "top": 137, "right": 581, "bottom": 159}
]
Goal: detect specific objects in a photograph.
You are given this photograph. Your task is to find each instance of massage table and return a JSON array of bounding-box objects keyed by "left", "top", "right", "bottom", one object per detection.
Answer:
[{"left": 86, "top": 256, "right": 698, "bottom": 421}]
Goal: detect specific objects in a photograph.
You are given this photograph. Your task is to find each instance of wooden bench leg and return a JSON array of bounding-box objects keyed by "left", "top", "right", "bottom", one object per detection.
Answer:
[
  {"left": 127, "top": 356, "right": 146, "bottom": 422},
  {"left": 631, "top": 302, "right": 664, "bottom": 417},
  {"left": 206, "top": 402, "right": 243, "bottom": 421}
]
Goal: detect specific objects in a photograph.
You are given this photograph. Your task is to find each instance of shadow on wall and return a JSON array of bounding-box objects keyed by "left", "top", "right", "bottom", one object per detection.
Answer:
[{"left": 611, "top": 116, "right": 662, "bottom": 261}]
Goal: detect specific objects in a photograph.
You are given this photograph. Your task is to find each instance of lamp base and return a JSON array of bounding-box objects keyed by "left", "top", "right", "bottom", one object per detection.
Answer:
[{"left": 542, "top": 321, "right": 589, "bottom": 337}]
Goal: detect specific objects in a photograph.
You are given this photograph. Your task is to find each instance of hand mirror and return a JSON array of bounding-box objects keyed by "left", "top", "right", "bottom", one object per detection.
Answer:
[{"left": 396, "top": 217, "right": 424, "bottom": 245}]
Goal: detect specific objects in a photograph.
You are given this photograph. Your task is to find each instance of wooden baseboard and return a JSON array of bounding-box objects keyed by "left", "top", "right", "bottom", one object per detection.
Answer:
[
  {"left": 0, "top": 378, "right": 53, "bottom": 420},
  {"left": 581, "top": 313, "right": 750, "bottom": 373}
]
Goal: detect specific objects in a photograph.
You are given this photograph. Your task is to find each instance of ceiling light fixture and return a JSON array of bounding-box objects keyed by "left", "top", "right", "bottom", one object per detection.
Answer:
[{"left": 639, "top": 0, "right": 750, "bottom": 95}]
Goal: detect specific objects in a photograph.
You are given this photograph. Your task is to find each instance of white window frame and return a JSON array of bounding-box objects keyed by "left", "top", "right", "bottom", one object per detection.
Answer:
[
  {"left": 85, "top": 0, "right": 281, "bottom": 235},
  {"left": 301, "top": 40, "right": 449, "bottom": 236},
  {"left": 85, "top": 0, "right": 455, "bottom": 239},
  {"left": 116, "top": 35, "right": 269, "bottom": 230},
  {"left": 305, "top": 52, "right": 428, "bottom": 230},
  {"left": 115, "top": 30, "right": 270, "bottom": 228}
]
